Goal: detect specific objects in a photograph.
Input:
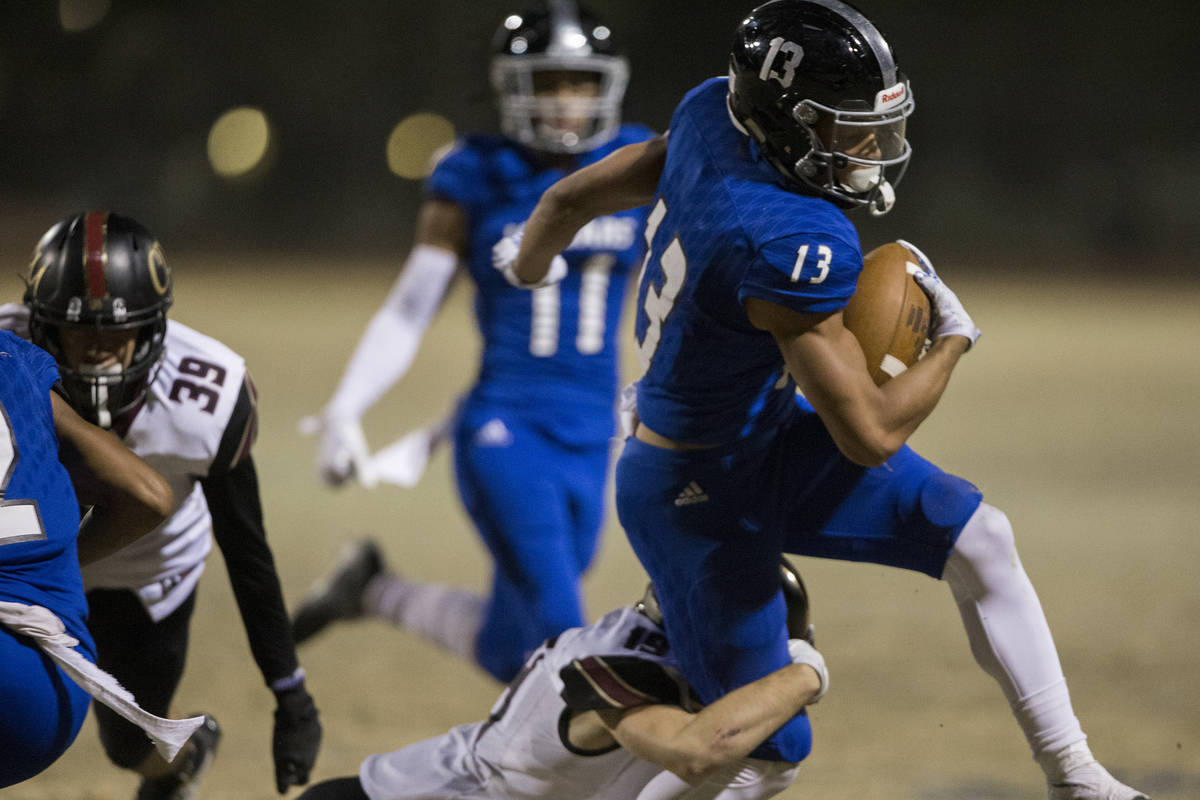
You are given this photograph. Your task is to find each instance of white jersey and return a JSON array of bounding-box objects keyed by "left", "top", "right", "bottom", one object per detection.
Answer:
[
  {"left": 83, "top": 320, "right": 253, "bottom": 621},
  {"left": 359, "top": 605, "right": 694, "bottom": 800}
]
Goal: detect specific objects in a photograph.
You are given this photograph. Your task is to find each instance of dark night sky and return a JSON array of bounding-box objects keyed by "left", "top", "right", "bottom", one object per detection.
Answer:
[{"left": 1, "top": 1, "right": 1195, "bottom": 269}]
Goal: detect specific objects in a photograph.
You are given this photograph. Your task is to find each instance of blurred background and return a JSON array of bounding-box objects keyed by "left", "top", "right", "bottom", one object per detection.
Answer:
[
  {"left": 2, "top": 0, "right": 1197, "bottom": 270},
  {"left": 4, "top": 3, "right": 1199, "bottom": 799}
]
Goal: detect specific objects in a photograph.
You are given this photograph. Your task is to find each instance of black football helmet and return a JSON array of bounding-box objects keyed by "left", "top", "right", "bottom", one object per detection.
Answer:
[
  {"left": 780, "top": 555, "right": 813, "bottom": 642},
  {"left": 25, "top": 212, "right": 172, "bottom": 429},
  {"left": 490, "top": 0, "right": 629, "bottom": 153},
  {"left": 637, "top": 557, "right": 813, "bottom": 641},
  {"left": 727, "top": 0, "right": 914, "bottom": 215}
]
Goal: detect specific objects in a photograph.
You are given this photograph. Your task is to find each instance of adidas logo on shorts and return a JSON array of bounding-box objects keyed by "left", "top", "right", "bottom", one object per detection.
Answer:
[
  {"left": 474, "top": 418, "right": 514, "bottom": 447},
  {"left": 674, "top": 481, "right": 709, "bottom": 506}
]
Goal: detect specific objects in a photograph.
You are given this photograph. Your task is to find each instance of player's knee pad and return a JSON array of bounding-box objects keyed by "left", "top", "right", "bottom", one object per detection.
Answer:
[
  {"left": 894, "top": 470, "right": 982, "bottom": 570},
  {"left": 94, "top": 703, "right": 155, "bottom": 769},
  {"left": 913, "top": 471, "right": 983, "bottom": 532}
]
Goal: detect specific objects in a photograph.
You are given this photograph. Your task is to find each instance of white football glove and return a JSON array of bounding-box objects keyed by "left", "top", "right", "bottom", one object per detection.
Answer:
[
  {"left": 297, "top": 412, "right": 378, "bottom": 489},
  {"left": 491, "top": 224, "right": 567, "bottom": 289},
  {"left": 896, "top": 239, "right": 981, "bottom": 349},
  {"left": 787, "top": 638, "right": 829, "bottom": 703},
  {"left": 0, "top": 302, "right": 31, "bottom": 338}
]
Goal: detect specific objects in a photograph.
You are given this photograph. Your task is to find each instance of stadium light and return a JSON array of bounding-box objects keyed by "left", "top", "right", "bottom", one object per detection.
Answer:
[
  {"left": 59, "top": 0, "right": 110, "bottom": 32},
  {"left": 386, "top": 113, "right": 456, "bottom": 180},
  {"left": 207, "top": 107, "right": 272, "bottom": 179}
]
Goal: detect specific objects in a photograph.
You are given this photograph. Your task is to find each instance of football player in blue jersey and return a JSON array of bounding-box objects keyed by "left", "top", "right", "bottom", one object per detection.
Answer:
[
  {"left": 1, "top": 330, "right": 173, "bottom": 788},
  {"left": 295, "top": 1, "right": 654, "bottom": 683},
  {"left": 497, "top": 2, "right": 1152, "bottom": 799}
]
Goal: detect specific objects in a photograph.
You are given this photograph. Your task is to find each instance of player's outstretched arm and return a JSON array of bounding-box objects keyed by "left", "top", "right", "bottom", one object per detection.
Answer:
[
  {"left": 206, "top": 379, "right": 322, "bottom": 792},
  {"left": 51, "top": 391, "right": 174, "bottom": 565},
  {"left": 509, "top": 133, "right": 667, "bottom": 286},
  {"left": 599, "top": 641, "right": 826, "bottom": 785},
  {"left": 746, "top": 298, "right": 969, "bottom": 467},
  {"left": 304, "top": 199, "right": 464, "bottom": 488}
]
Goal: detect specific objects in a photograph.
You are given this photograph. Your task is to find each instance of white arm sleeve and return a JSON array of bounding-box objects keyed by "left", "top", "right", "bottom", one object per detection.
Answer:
[
  {"left": 634, "top": 760, "right": 799, "bottom": 800},
  {"left": 325, "top": 244, "right": 458, "bottom": 420}
]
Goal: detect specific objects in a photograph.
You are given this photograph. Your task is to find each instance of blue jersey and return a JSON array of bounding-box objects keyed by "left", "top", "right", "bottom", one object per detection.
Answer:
[
  {"left": 427, "top": 125, "right": 654, "bottom": 445},
  {"left": 0, "top": 331, "right": 92, "bottom": 649},
  {"left": 633, "top": 78, "right": 864, "bottom": 445}
]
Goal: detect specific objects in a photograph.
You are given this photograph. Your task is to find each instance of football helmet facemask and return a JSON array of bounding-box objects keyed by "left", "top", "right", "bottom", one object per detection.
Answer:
[
  {"left": 727, "top": 0, "right": 914, "bottom": 216},
  {"left": 491, "top": 0, "right": 629, "bottom": 154},
  {"left": 25, "top": 212, "right": 172, "bottom": 429}
]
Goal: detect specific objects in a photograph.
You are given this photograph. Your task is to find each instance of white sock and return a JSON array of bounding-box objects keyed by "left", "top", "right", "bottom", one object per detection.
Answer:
[
  {"left": 1037, "top": 740, "right": 1097, "bottom": 784},
  {"left": 943, "top": 503, "right": 1088, "bottom": 770},
  {"left": 362, "top": 573, "right": 484, "bottom": 665}
]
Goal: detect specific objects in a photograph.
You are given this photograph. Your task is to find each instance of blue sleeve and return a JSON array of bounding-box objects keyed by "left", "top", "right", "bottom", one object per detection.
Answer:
[
  {"left": 424, "top": 138, "right": 489, "bottom": 210},
  {"left": 736, "top": 233, "right": 861, "bottom": 314},
  {"left": 6, "top": 333, "right": 60, "bottom": 394},
  {"left": 614, "top": 123, "right": 657, "bottom": 146}
]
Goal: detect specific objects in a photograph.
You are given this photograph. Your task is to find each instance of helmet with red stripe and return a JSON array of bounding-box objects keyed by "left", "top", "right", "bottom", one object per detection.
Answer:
[{"left": 25, "top": 212, "right": 172, "bottom": 429}]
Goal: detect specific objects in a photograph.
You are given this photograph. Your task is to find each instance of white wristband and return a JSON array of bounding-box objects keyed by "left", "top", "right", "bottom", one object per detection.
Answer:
[{"left": 787, "top": 638, "right": 829, "bottom": 703}]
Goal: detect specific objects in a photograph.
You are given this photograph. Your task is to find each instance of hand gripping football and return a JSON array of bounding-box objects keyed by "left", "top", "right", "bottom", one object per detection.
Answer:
[{"left": 843, "top": 241, "right": 931, "bottom": 385}]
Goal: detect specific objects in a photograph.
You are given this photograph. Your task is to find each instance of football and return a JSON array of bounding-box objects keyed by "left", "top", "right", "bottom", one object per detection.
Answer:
[{"left": 843, "top": 241, "right": 931, "bottom": 385}]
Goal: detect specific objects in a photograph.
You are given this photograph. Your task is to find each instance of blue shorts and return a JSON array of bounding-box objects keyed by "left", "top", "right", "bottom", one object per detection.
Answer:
[
  {"left": 454, "top": 399, "right": 612, "bottom": 682},
  {"left": 615, "top": 401, "right": 982, "bottom": 762},
  {"left": 0, "top": 625, "right": 93, "bottom": 787}
]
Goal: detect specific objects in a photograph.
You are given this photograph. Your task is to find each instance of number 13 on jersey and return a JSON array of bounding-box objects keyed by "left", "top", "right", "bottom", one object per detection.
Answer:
[{"left": 635, "top": 199, "right": 686, "bottom": 367}]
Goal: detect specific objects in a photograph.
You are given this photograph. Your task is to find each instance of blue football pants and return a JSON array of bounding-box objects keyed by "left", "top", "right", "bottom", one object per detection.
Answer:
[
  {"left": 0, "top": 625, "right": 92, "bottom": 787},
  {"left": 454, "top": 405, "right": 611, "bottom": 682},
  {"left": 616, "top": 403, "right": 982, "bottom": 762}
]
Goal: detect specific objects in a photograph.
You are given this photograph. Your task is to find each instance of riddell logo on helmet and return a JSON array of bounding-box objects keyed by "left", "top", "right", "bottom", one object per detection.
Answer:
[{"left": 875, "top": 83, "right": 907, "bottom": 111}]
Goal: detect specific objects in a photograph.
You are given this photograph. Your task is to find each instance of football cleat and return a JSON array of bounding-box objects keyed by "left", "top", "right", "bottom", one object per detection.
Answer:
[
  {"left": 1048, "top": 760, "right": 1151, "bottom": 800},
  {"left": 134, "top": 714, "right": 220, "bottom": 800},
  {"left": 290, "top": 539, "right": 384, "bottom": 645}
]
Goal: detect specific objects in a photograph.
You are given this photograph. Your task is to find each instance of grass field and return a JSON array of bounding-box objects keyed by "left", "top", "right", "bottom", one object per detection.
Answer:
[{"left": 5, "top": 256, "right": 1199, "bottom": 799}]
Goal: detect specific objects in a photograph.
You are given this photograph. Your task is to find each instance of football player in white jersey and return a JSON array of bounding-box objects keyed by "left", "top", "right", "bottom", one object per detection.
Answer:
[
  {"left": 4, "top": 212, "right": 322, "bottom": 799},
  {"left": 294, "top": 561, "right": 828, "bottom": 800}
]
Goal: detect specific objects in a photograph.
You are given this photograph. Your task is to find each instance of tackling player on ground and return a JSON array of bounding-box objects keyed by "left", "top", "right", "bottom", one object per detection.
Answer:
[
  {"left": 295, "top": 0, "right": 653, "bottom": 683},
  {"left": 3, "top": 211, "right": 322, "bottom": 798},
  {"left": 294, "top": 562, "right": 827, "bottom": 800},
  {"left": 497, "top": 1, "right": 1151, "bottom": 798}
]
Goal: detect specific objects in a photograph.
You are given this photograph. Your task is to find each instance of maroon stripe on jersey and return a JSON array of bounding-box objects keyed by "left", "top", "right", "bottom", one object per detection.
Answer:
[
  {"left": 83, "top": 212, "right": 108, "bottom": 298},
  {"left": 572, "top": 656, "right": 656, "bottom": 709}
]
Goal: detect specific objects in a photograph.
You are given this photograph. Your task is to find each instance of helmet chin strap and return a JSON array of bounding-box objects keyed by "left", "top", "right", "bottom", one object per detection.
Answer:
[
  {"left": 78, "top": 362, "right": 121, "bottom": 429},
  {"left": 91, "top": 384, "right": 113, "bottom": 429},
  {"left": 869, "top": 180, "right": 896, "bottom": 216}
]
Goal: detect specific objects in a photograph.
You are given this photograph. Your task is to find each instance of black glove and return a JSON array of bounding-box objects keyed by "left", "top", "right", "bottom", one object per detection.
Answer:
[{"left": 272, "top": 683, "right": 322, "bottom": 793}]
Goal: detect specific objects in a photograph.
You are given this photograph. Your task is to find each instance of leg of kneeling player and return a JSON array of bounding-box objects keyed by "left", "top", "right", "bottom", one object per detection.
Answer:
[{"left": 86, "top": 588, "right": 196, "bottom": 776}]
